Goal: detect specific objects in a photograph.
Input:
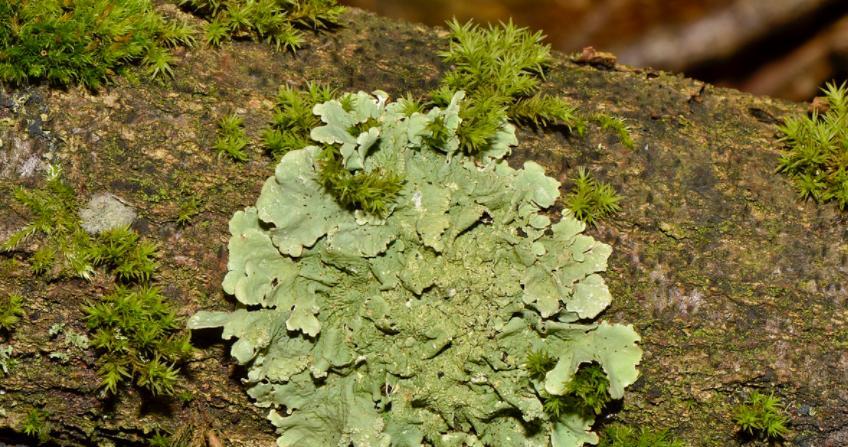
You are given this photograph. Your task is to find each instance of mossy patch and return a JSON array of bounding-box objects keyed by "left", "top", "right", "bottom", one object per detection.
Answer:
[
  {"left": 0, "top": 0, "right": 196, "bottom": 88},
  {"left": 2, "top": 168, "right": 193, "bottom": 397},
  {"left": 179, "top": 0, "right": 344, "bottom": 50},
  {"left": 777, "top": 81, "right": 848, "bottom": 209}
]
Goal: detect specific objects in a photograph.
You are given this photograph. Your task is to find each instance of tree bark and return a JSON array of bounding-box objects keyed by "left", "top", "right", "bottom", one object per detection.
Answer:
[{"left": 0, "top": 7, "right": 844, "bottom": 447}]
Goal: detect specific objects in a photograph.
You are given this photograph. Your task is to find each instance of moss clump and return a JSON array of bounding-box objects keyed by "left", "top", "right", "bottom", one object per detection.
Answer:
[
  {"left": 778, "top": 81, "right": 848, "bottom": 208},
  {"left": 179, "top": 0, "right": 344, "bottom": 50},
  {"left": 0, "top": 0, "right": 196, "bottom": 88},
  {"left": 2, "top": 170, "right": 158, "bottom": 281},
  {"left": 2, "top": 168, "right": 192, "bottom": 397},
  {"left": 176, "top": 194, "right": 203, "bottom": 227},
  {"left": 563, "top": 362, "right": 613, "bottom": 415},
  {"left": 85, "top": 285, "right": 192, "bottom": 396},
  {"left": 0, "top": 293, "right": 25, "bottom": 332},
  {"left": 22, "top": 407, "right": 51, "bottom": 444},
  {"left": 733, "top": 391, "right": 791, "bottom": 441},
  {"left": 262, "top": 83, "right": 336, "bottom": 158},
  {"left": 540, "top": 363, "right": 613, "bottom": 419},
  {"left": 214, "top": 113, "right": 250, "bottom": 161},
  {"left": 593, "top": 113, "right": 635, "bottom": 149},
  {"left": 2, "top": 168, "right": 98, "bottom": 279},
  {"left": 90, "top": 226, "right": 158, "bottom": 283},
  {"left": 316, "top": 144, "right": 405, "bottom": 216},
  {"left": 525, "top": 348, "right": 557, "bottom": 381},
  {"left": 598, "top": 423, "right": 684, "bottom": 447},
  {"left": 433, "top": 19, "right": 585, "bottom": 154},
  {"left": 433, "top": 20, "right": 637, "bottom": 154},
  {"left": 564, "top": 167, "right": 622, "bottom": 226},
  {"left": 148, "top": 429, "right": 190, "bottom": 447}
]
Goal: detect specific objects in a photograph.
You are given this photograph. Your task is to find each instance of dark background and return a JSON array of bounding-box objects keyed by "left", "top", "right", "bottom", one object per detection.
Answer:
[{"left": 341, "top": 0, "right": 848, "bottom": 101}]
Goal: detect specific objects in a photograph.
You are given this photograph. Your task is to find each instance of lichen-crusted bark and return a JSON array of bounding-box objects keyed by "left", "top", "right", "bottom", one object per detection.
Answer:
[{"left": 0, "top": 6, "right": 842, "bottom": 447}]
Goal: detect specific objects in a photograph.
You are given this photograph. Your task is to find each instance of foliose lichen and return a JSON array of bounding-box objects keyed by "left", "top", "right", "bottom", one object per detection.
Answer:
[{"left": 189, "top": 90, "right": 642, "bottom": 446}]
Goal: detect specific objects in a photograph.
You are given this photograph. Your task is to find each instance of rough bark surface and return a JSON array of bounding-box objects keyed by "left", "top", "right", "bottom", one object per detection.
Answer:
[{"left": 0, "top": 6, "right": 844, "bottom": 447}]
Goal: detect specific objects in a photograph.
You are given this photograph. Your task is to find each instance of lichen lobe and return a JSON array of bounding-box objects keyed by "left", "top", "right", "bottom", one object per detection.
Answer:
[{"left": 189, "top": 91, "right": 642, "bottom": 446}]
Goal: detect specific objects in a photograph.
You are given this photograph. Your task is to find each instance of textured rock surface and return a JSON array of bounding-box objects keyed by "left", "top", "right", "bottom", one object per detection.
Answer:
[
  {"left": 79, "top": 193, "right": 137, "bottom": 235},
  {"left": 0, "top": 7, "right": 842, "bottom": 447}
]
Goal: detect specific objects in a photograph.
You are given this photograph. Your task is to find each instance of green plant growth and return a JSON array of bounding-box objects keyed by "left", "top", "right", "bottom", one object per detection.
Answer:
[
  {"left": 733, "top": 391, "right": 791, "bottom": 441},
  {"left": 565, "top": 167, "right": 622, "bottom": 227},
  {"left": 148, "top": 431, "right": 171, "bottom": 447},
  {"left": 179, "top": 0, "right": 344, "bottom": 49},
  {"left": 525, "top": 348, "right": 558, "bottom": 381},
  {"left": 2, "top": 172, "right": 157, "bottom": 281},
  {"left": 598, "top": 423, "right": 684, "bottom": 447},
  {"left": 778, "top": 81, "right": 848, "bottom": 208},
  {"left": 214, "top": 113, "right": 250, "bottom": 161},
  {"left": 0, "top": 0, "right": 196, "bottom": 88},
  {"left": 537, "top": 363, "right": 612, "bottom": 419},
  {"left": 593, "top": 113, "right": 635, "bottom": 149},
  {"left": 0, "top": 293, "right": 25, "bottom": 331},
  {"left": 312, "top": 91, "right": 425, "bottom": 216},
  {"left": 189, "top": 90, "right": 641, "bottom": 446},
  {"left": 1, "top": 170, "right": 192, "bottom": 397},
  {"left": 2, "top": 169, "right": 97, "bottom": 278},
  {"left": 263, "top": 83, "right": 336, "bottom": 158},
  {"left": 89, "top": 226, "right": 158, "bottom": 282},
  {"left": 526, "top": 351, "right": 615, "bottom": 418},
  {"left": 85, "top": 285, "right": 192, "bottom": 396},
  {"left": 563, "top": 363, "right": 613, "bottom": 415},
  {"left": 433, "top": 19, "right": 585, "bottom": 154},
  {"left": 434, "top": 20, "right": 636, "bottom": 153},
  {"left": 22, "top": 408, "right": 50, "bottom": 444},
  {"left": 148, "top": 428, "right": 191, "bottom": 447},
  {"left": 176, "top": 194, "right": 203, "bottom": 226}
]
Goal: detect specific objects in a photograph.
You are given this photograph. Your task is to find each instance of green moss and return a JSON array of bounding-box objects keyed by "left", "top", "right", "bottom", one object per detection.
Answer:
[
  {"left": 598, "top": 423, "right": 684, "bottom": 447},
  {"left": 564, "top": 167, "right": 622, "bottom": 226},
  {"left": 733, "top": 391, "right": 791, "bottom": 441},
  {"left": 511, "top": 94, "right": 585, "bottom": 134},
  {"left": 214, "top": 113, "right": 250, "bottom": 161},
  {"left": 22, "top": 407, "right": 51, "bottom": 444},
  {"left": 148, "top": 426, "right": 192, "bottom": 447},
  {"left": 434, "top": 20, "right": 585, "bottom": 154},
  {"left": 179, "top": 0, "right": 344, "bottom": 50},
  {"left": 262, "top": 82, "right": 336, "bottom": 158},
  {"left": 89, "top": 226, "right": 158, "bottom": 283},
  {"left": 2, "top": 169, "right": 192, "bottom": 397},
  {"left": 2, "top": 168, "right": 96, "bottom": 279},
  {"left": 777, "top": 81, "right": 848, "bottom": 208},
  {"left": 564, "top": 363, "right": 613, "bottom": 415},
  {"left": 0, "top": 0, "right": 195, "bottom": 88},
  {"left": 0, "top": 293, "right": 25, "bottom": 331},
  {"left": 593, "top": 113, "right": 634, "bottom": 149},
  {"left": 316, "top": 144, "right": 405, "bottom": 216},
  {"left": 3, "top": 171, "right": 159, "bottom": 282},
  {"left": 434, "top": 20, "right": 638, "bottom": 152},
  {"left": 525, "top": 348, "right": 557, "bottom": 381},
  {"left": 148, "top": 431, "right": 172, "bottom": 447},
  {"left": 85, "top": 285, "right": 192, "bottom": 396},
  {"left": 311, "top": 90, "right": 411, "bottom": 215},
  {"left": 176, "top": 194, "right": 203, "bottom": 226},
  {"left": 542, "top": 363, "right": 613, "bottom": 419}
]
